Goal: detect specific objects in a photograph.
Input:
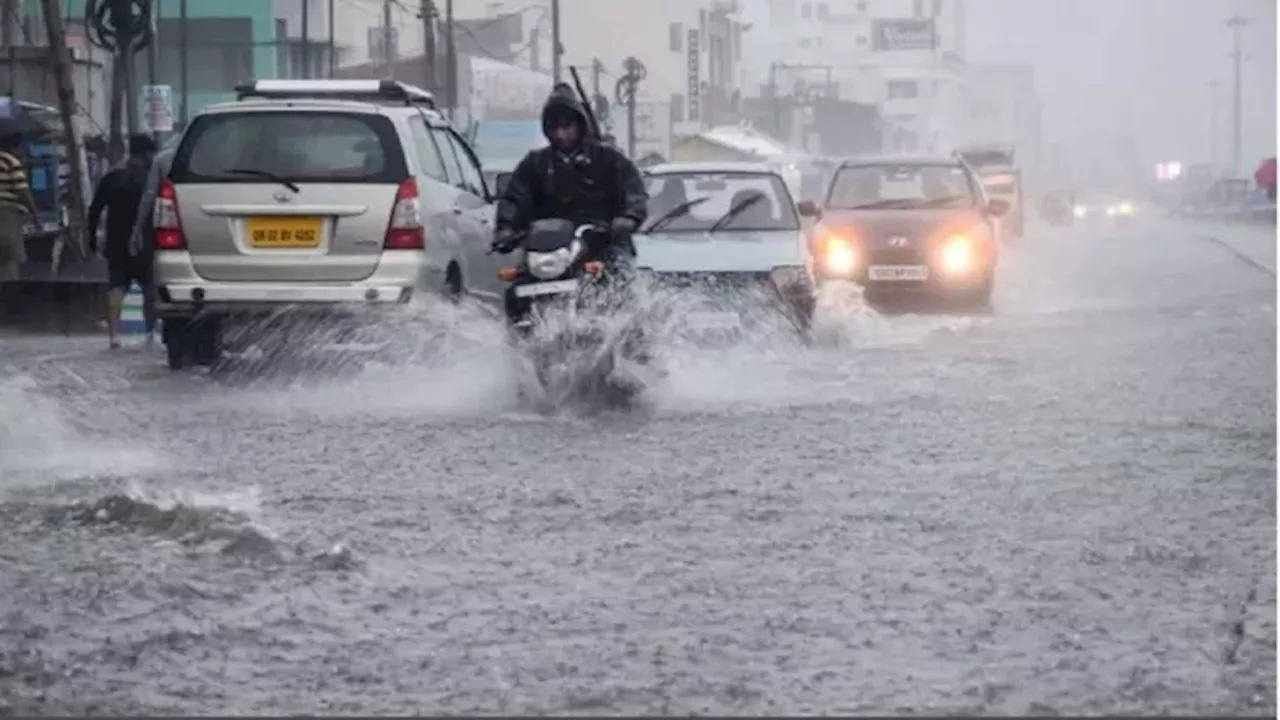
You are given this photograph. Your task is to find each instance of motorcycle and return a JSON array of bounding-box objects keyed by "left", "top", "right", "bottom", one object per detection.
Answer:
[{"left": 494, "top": 218, "right": 649, "bottom": 410}]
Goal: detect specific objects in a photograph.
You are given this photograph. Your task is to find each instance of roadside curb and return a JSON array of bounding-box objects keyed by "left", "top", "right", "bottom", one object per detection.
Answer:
[{"left": 1197, "top": 225, "right": 1277, "bottom": 278}]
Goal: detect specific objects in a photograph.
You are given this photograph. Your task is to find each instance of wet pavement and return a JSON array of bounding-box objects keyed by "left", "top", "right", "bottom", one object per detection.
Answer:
[{"left": 1, "top": 217, "right": 1275, "bottom": 715}]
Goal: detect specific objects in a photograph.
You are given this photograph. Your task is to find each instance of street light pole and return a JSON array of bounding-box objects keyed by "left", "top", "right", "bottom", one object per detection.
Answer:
[
  {"left": 550, "top": 0, "right": 561, "bottom": 82},
  {"left": 1226, "top": 14, "right": 1247, "bottom": 175}
]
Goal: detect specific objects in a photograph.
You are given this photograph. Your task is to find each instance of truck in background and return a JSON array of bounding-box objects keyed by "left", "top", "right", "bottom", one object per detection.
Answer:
[{"left": 955, "top": 144, "right": 1023, "bottom": 241}]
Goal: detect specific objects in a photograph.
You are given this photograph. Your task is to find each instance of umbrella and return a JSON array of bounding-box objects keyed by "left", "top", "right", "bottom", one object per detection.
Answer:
[
  {"left": 1254, "top": 156, "right": 1276, "bottom": 191},
  {"left": 0, "top": 97, "right": 54, "bottom": 137}
]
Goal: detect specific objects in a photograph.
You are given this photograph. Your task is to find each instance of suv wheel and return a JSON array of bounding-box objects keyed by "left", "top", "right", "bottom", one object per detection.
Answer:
[{"left": 163, "top": 318, "right": 192, "bottom": 370}]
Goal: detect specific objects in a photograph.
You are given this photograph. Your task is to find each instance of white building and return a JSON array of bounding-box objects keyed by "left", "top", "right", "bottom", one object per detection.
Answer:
[{"left": 741, "top": 0, "right": 968, "bottom": 152}]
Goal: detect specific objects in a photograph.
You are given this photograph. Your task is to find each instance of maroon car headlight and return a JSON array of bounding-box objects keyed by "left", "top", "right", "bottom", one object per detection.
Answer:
[
  {"left": 817, "top": 228, "right": 860, "bottom": 277},
  {"left": 937, "top": 233, "right": 979, "bottom": 275}
]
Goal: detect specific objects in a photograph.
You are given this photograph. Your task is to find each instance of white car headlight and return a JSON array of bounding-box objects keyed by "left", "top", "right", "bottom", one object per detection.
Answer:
[
  {"left": 770, "top": 265, "right": 810, "bottom": 289},
  {"left": 528, "top": 247, "right": 573, "bottom": 280},
  {"left": 1073, "top": 205, "right": 1087, "bottom": 217}
]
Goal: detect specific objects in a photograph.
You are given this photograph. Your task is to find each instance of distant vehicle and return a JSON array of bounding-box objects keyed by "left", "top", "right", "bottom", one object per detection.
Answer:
[
  {"left": 813, "top": 154, "right": 1008, "bottom": 310},
  {"left": 635, "top": 161, "right": 817, "bottom": 335},
  {"left": 955, "top": 144, "right": 1023, "bottom": 241},
  {"left": 1072, "top": 194, "right": 1138, "bottom": 221},
  {"left": 154, "top": 79, "right": 500, "bottom": 370}
]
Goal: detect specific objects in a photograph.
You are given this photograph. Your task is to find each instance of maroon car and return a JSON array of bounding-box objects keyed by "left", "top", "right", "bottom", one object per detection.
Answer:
[{"left": 811, "top": 154, "right": 1009, "bottom": 309}]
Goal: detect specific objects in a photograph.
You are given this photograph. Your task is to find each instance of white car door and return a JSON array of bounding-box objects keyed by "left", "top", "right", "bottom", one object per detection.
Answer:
[
  {"left": 434, "top": 127, "right": 503, "bottom": 302},
  {"left": 405, "top": 118, "right": 471, "bottom": 294}
]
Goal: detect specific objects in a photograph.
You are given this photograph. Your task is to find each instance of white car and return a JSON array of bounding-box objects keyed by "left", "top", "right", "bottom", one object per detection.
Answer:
[
  {"left": 153, "top": 80, "right": 502, "bottom": 369},
  {"left": 635, "top": 161, "right": 819, "bottom": 334}
]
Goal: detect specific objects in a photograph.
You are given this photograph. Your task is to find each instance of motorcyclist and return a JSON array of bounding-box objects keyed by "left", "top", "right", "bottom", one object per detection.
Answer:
[{"left": 490, "top": 89, "right": 648, "bottom": 273}]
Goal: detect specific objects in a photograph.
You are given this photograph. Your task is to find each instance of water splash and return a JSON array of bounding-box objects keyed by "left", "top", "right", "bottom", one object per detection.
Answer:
[{"left": 0, "top": 374, "right": 165, "bottom": 489}]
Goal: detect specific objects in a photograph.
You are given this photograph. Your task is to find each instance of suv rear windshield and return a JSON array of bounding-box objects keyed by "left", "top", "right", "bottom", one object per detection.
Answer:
[{"left": 170, "top": 111, "right": 409, "bottom": 184}]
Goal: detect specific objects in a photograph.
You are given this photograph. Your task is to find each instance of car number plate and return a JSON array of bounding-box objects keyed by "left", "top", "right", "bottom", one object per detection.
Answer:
[
  {"left": 514, "top": 279, "right": 579, "bottom": 298},
  {"left": 246, "top": 216, "right": 324, "bottom": 249},
  {"left": 684, "top": 311, "right": 740, "bottom": 330},
  {"left": 868, "top": 265, "right": 928, "bottom": 281}
]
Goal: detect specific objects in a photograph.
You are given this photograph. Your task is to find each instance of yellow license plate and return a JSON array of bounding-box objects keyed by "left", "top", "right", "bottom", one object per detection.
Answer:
[{"left": 246, "top": 216, "right": 323, "bottom": 249}]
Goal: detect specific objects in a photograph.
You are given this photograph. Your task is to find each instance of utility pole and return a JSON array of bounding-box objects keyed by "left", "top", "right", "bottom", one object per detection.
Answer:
[
  {"left": 301, "top": 0, "right": 309, "bottom": 78},
  {"left": 146, "top": 0, "right": 157, "bottom": 140},
  {"left": 381, "top": 0, "right": 393, "bottom": 77},
  {"left": 179, "top": 0, "right": 188, "bottom": 125},
  {"left": 327, "top": 0, "right": 336, "bottom": 76},
  {"left": 1208, "top": 80, "right": 1222, "bottom": 172},
  {"left": 444, "top": 0, "right": 455, "bottom": 118},
  {"left": 550, "top": 0, "right": 561, "bottom": 82},
  {"left": 421, "top": 0, "right": 436, "bottom": 92},
  {"left": 39, "top": 0, "right": 89, "bottom": 268},
  {"left": 1226, "top": 14, "right": 1247, "bottom": 176}
]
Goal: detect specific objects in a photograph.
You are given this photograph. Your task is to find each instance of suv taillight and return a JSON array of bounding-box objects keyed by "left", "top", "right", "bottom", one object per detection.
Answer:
[
  {"left": 153, "top": 179, "right": 186, "bottom": 251},
  {"left": 384, "top": 178, "right": 425, "bottom": 250}
]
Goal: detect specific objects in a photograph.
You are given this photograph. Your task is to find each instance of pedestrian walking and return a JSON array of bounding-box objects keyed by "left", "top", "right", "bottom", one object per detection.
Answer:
[{"left": 87, "top": 133, "right": 157, "bottom": 348}]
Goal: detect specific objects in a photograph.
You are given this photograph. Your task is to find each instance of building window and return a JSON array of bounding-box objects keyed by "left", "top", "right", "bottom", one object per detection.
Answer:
[
  {"left": 887, "top": 80, "right": 919, "bottom": 99},
  {"left": 800, "top": 3, "right": 811, "bottom": 19},
  {"left": 669, "top": 22, "right": 682, "bottom": 52}
]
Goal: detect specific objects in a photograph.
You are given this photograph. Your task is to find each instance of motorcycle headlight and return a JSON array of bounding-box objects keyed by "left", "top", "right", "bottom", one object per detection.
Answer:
[
  {"left": 527, "top": 240, "right": 583, "bottom": 280},
  {"left": 1073, "top": 205, "right": 1087, "bottom": 217}
]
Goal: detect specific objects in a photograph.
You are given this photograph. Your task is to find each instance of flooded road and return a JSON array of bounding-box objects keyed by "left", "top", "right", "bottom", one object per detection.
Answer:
[{"left": 1, "top": 218, "right": 1274, "bottom": 715}]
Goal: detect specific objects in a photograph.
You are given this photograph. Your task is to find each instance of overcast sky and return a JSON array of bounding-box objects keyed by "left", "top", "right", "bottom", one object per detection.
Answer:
[{"left": 965, "top": 0, "right": 1277, "bottom": 170}]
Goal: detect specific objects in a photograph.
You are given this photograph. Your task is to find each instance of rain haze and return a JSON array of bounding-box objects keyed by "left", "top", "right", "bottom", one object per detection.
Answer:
[
  {"left": 966, "top": 0, "right": 1277, "bottom": 172},
  {"left": 0, "top": 0, "right": 1276, "bottom": 715}
]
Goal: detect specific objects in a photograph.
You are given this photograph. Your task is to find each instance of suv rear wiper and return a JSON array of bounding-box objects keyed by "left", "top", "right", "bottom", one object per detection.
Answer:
[{"left": 224, "top": 168, "right": 300, "bottom": 193}]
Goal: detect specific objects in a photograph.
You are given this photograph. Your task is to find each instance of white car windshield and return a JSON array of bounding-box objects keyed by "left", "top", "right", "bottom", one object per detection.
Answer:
[
  {"left": 644, "top": 172, "right": 801, "bottom": 233},
  {"left": 826, "top": 163, "right": 977, "bottom": 210}
]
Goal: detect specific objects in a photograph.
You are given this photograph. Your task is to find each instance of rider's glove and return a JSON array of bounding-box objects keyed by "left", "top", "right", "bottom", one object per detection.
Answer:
[{"left": 490, "top": 228, "right": 517, "bottom": 254}]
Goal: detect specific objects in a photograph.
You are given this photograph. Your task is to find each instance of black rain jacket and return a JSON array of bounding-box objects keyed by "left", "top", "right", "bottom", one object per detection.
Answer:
[{"left": 495, "top": 93, "right": 648, "bottom": 256}]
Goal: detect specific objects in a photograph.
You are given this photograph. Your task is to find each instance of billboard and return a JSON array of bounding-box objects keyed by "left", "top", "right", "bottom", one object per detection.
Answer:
[{"left": 871, "top": 18, "right": 936, "bottom": 52}]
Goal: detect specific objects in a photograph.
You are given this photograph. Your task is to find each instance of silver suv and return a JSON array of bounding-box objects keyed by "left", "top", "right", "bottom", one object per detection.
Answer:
[{"left": 153, "top": 79, "right": 504, "bottom": 369}]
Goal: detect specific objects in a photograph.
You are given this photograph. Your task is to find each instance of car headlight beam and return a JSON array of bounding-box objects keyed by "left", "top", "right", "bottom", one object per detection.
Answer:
[
  {"left": 939, "top": 234, "right": 976, "bottom": 275},
  {"left": 821, "top": 235, "right": 859, "bottom": 276}
]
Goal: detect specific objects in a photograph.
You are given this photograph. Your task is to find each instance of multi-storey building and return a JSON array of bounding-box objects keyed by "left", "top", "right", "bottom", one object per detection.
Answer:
[{"left": 741, "top": 0, "right": 968, "bottom": 151}]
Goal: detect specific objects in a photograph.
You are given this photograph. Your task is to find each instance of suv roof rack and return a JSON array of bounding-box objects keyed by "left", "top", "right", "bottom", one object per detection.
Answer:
[{"left": 234, "top": 79, "right": 437, "bottom": 108}]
